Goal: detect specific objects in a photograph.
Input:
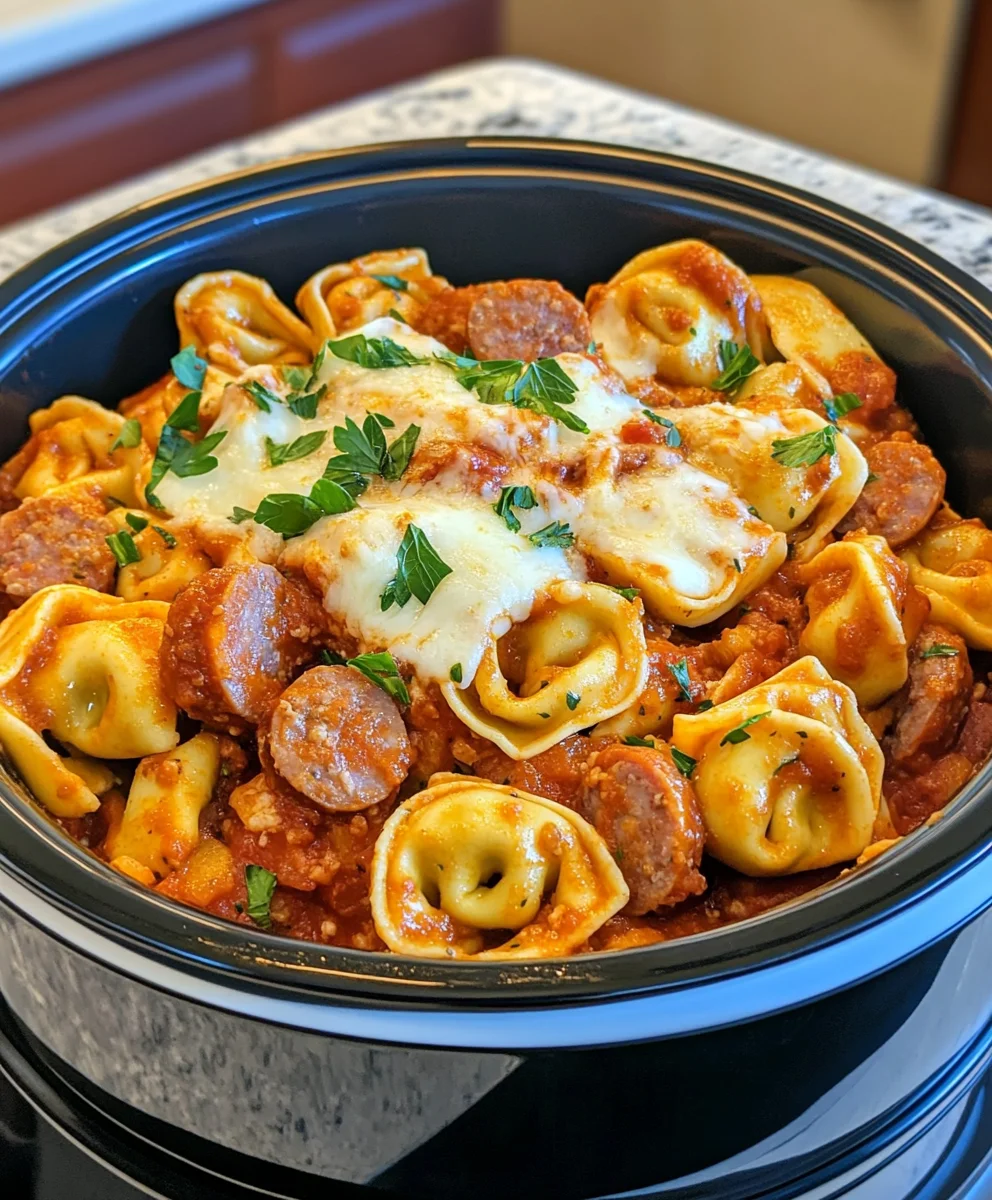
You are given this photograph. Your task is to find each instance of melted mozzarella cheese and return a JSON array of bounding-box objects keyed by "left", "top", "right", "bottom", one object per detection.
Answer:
[{"left": 281, "top": 495, "right": 580, "bottom": 683}]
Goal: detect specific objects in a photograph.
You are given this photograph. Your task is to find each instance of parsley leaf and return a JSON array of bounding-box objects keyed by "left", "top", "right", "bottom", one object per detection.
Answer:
[
  {"left": 105, "top": 531, "right": 141, "bottom": 567},
  {"left": 243, "top": 380, "right": 282, "bottom": 413},
  {"left": 265, "top": 430, "right": 328, "bottom": 468},
  {"left": 282, "top": 366, "right": 310, "bottom": 392},
  {"left": 383, "top": 422, "right": 420, "bottom": 481},
  {"left": 771, "top": 425, "right": 838, "bottom": 468},
  {"left": 566, "top": 691, "right": 581, "bottom": 711},
  {"left": 671, "top": 747, "right": 697, "bottom": 779},
  {"left": 514, "top": 359, "right": 589, "bottom": 433},
  {"left": 624, "top": 735, "right": 656, "bottom": 747},
  {"left": 667, "top": 657, "right": 692, "bottom": 702},
  {"left": 166, "top": 389, "right": 202, "bottom": 432},
  {"left": 287, "top": 387, "right": 326, "bottom": 418},
  {"left": 252, "top": 475, "right": 356, "bottom": 539},
  {"left": 124, "top": 512, "right": 148, "bottom": 532},
  {"left": 493, "top": 484, "right": 537, "bottom": 532},
  {"left": 328, "top": 334, "right": 428, "bottom": 369},
  {"left": 381, "top": 524, "right": 452, "bottom": 610},
  {"left": 145, "top": 427, "right": 226, "bottom": 508},
  {"left": 244, "top": 864, "right": 277, "bottom": 929},
  {"left": 326, "top": 413, "right": 419, "bottom": 485},
  {"left": 110, "top": 418, "right": 142, "bottom": 451},
  {"left": 320, "top": 648, "right": 347, "bottom": 666},
  {"left": 347, "top": 651, "right": 410, "bottom": 705},
  {"left": 230, "top": 506, "right": 255, "bottom": 524},
  {"left": 720, "top": 711, "right": 771, "bottom": 746},
  {"left": 712, "top": 340, "right": 760, "bottom": 392},
  {"left": 919, "top": 643, "right": 960, "bottom": 659},
  {"left": 452, "top": 358, "right": 523, "bottom": 406},
  {"left": 449, "top": 662, "right": 463, "bottom": 684},
  {"left": 171, "top": 346, "right": 207, "bottom": 391},
  {"left": 697, "top": 698, "right": 714, "bottom": 711},
  {"left": 823, "top": 392, "right": 862, "bottom": 423},
  {"left": 528, "top": 521, "right": 574, "bottom": 549},
  {"left": 642, "top": 408, "right": 681, "bottom": 447},
  {"left": 611, "top": 585, "right": 640, "bottom": 601},
  {"left": 773, "top": 752, "right": 801, "bottom": 775},
  {"left": 370, "top": 411, "right": 395, "bottom": 428},
  {"left": 369, "top": 273, "right": 409, "bottom": 291},
  {"left": 152, "top": 525, "right": 177, "bottom": 549}
]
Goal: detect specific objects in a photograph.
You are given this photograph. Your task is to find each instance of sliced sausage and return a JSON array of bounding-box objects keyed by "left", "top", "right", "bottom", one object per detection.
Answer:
[
  {"left": 413, "top": 286, "right": 480, "bottom": 355},
  {"left": 838, "top": 439, "right": 945, "bottom": 546},
  {"left": 887, "top": 623, "right": 972, "bottom": 764},
  {"left": 261, "top": 665, "right": 412, "bottom": 812},
  {"left": 0, "top": 486, "right": 116, "bottom": 602},
  {"left": 579, "top": 742, "right": 706, "bottom": 914},
  {"left": 0, "top": 438, "right": 39, "bottom": 513},
  {"left": 466, "top": 280, "right": 591, "bottom": 361},
  {"left": 161, "top": 563, "right": 326, "bottom": 731}
]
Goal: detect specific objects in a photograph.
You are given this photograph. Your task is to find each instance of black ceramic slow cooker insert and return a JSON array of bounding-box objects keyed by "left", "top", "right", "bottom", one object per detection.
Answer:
[{"left": 1, "top": 140, "right": 992, "bottom": 1199}]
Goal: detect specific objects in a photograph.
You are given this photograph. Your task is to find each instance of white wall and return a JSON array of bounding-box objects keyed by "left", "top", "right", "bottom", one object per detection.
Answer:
[{"left": 504, "top": 0, "right": 971, "bottom": 184}]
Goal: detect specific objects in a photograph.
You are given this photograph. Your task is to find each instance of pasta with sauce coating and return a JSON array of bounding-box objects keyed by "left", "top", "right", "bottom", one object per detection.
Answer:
[
  {"left": 442, "top": 581, "right": 647, "bottom": 759},
  {"left": 370, "top": 774, "right": 628, "bottom": 958},
  {"left": 673, "top": 657, "right": 883, "bottom": 876},
  {"left": 586, "top": 239, "right": 766, "bottom": 387},
  {"left": 899, "top": 516, "right": 992, "bottom": 649}
]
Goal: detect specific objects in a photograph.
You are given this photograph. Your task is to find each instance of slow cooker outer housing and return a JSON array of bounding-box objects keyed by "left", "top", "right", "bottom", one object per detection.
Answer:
[{"left": 0, "top": 140, "right": 992, "bottom": 1194}]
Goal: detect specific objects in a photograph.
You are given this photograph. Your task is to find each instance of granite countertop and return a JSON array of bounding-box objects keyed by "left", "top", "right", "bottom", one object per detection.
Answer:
[{"left": 0, "top": 57, "right": 990, "bottom": 289}]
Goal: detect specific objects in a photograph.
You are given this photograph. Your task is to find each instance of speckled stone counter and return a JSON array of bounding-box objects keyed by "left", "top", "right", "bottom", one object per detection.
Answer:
[{"left": 1, "top": 57, "right": 990, "bottom": 289}]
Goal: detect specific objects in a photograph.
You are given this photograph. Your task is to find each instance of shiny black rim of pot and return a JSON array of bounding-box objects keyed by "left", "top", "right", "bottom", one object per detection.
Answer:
[{"left": 0, "top": 138, "right": 990, "bottom": 1010}]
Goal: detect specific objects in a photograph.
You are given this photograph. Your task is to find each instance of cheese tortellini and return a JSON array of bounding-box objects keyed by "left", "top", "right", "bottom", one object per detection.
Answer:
[
  {"left": 673, "top": 658, "right": 883, "bottom": 876},
  {"left": 900, "top": 516, "right": 992, "bottom": 649},
  {"left": 295, "top": 247, "right": 449, "bottom": 341},
  {"left": 370, "top": 775, "right": 628, "bottom": 958},
  {"left": 586, "top": 239, "right": 766, "bottom": 387},
  {"left": 799, "top": 534, "right": 927, "bottom": 706},
  {"left": 0, "top": 587, "right": 178, "bottom": 816},
  {"left": 175, "top": 270, "right": 315, "bottom": 373},
  {"left": 443, "top": 582, "right": 647, "bottom": 759}
]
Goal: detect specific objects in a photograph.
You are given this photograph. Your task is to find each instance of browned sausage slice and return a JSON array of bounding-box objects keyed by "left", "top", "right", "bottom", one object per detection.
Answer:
[
  {"left": 0, "top": 486, "right": 116, "bottom": 602},
  {"left": 161, "top": 563, "right": 326, "bottom": 731},
  {"left": 412, "top": 285, "right": 480, "bottom": 355},
  {"left": 887, "top": 623, "right": 972, "bottom": 764},
  {"left": 262, "top": 665, "right": 412, "bottom": 812},
  {"left": 580, "top": 742, "right": 706, "bottom": 914},
  {"left": 466, "top": 280, "right": 591, "bottom": 362},
  {"left": 838, "top": 440, "right": 945, "bottom": 546}
]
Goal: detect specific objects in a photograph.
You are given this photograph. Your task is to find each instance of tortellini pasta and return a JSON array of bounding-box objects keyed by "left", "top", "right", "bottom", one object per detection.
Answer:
[
  {"left": 799, "top": 533, "right": 927, "bottom": 707},
  {"left": 442, "top": 582, "right": 647, "bottom": 759},
  {"left": 0, "top": 587, "right": 177, "bottom": 815},
  {"left": 295, "top": 247, "right": 449, "bottom": 341},
  {"left": 175, "top": 271, "right": 315, "bottom": 373},
  {"left": 370, "top": 775, "right": 628, "bottom": 958},
  {"left": 900, "top": 516, "right": 992, "bottom": 649},
  {"left": 113, "top": 517, "right": 212, "bottom": 602},
  {"left": 119, "top": 365, "right": 232, "bottom": 447},
  {"left": 753, "top": 275, "right": 896, "bottom": 414},
  {"left": 106, "top": 733, "right": 221, "bottom": 878},
  {"left": 675, "top": 401, "right": 868, "bottom": 562},
  {"left": 586, "top": 239, "right": 766, "bottom": 387},
  {"left": 673, "top": 657, "right": 883, "bottom": 876}
]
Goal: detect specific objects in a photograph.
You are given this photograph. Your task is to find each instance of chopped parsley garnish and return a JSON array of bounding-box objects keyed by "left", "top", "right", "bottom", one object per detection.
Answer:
[
  {"left": 381, "top": 524, "right": 453, "bottom": 610},
  {"left": 642, "top": 408, "right": 681, "bottom": 447},
  {"left": 243, "top": 380, "right": 282, "bottom": 413},
  {"left": 697, "top": 698, "right": 714, "bottom": 711},
  {"left": 105, "top": 530, "right": 141, "bottom": 567},
  {"left": 720, "top": 711, "right": 771, "bottom": 746},
  {"left": 283, "top": 347, "right": 327, "bottom": 417},
  {"left": 566, "top": 691, "right": 581, "bottom": 711},
  {"left": 153, "top": 525, "right": 177, "bottom": 549},
  {"left": 666, "top": 657, "right": 692, "bottom": 702},
  {"left": 823, "top": 392, "right": 862, "bottom": 423},
  {"left": 449, "top": 662, "right": 463, "bottom": 684},
  {"left": 611, "top": 585, "right": 640, "bottom": 601},
  {"left": 865, "top": 472, "right": 880, "bottom": 485},
  {"left": 528, "top": 521, "right": 575, "bottom": 549},
  {"left": 773, "top": 752, "right": 801, "bottom": 775},
  {"left": 229, "top": 506, "right": 255, "bottom": 524},
  {"left": 712, "top": 340, "right": 760, "bottom": 392},
  {"left": 265, "top": 430, "right": 328, "bottom": 468},
  {"left": 388, "top": 308, "right": 408, "bottom": 323},
  {"left": 252, "top": 477, "right": 356, "bottom": 539},
  {"left": 145, "top": 428, "right": 226, "bottom": 509},
  {"left": 347, "top": 651, "right": 410, "bottom": 705},
  {"left": 624, "top": 735, "right": 656, "bottom": 747},
  {"left": 328, "top": 333, "right": 428, "bottom": 369},
  {"left": 447, "top": 354, "right": 589, "bottom": 433},
  {"left": 244, "top": 864, "right": 277, "bottom": 929},
  {"left": 171, "top": 346, "right": 208, "bottom": 391},
  {"left": 493, "top": 484, "right": 537, "bottom": 533},
  {"left": 325, "top": 413, "right": 420, "bottom": 484},
  {"left": 110, "top": 418, "right": 142, "bottom": 452},
  {"left": 920, "top": 644, "right": 960, "bottom": 659},
  {"left": 671, "top": 747, "right": 697, "bottom": 779},
  {"left": 370, "top": 273, "right": 409, "bottom": 291},
  {"left": 771, "top": 424, "right": 837, "bottom": 468},
  {"left": 732, "top": 558, "right": 742, "bottom": 573},
  {"left": 370, "top": 411, "right": 395, "bottom": 428},
  {"left": 319, "top": 648, "right": 347, "bottom": 666},
  {"left": 124, "top": 512, "right": 148, "bottom": 533}
]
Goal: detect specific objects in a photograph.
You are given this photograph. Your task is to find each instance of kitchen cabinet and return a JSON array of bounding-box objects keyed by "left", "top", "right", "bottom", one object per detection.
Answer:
[{"left": 0, "top": 0, "right": 497, "bottom": 225}]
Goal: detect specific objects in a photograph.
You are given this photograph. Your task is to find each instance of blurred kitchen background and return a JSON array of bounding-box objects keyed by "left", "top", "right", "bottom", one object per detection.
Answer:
[{"left": 0, "top": 0, "right": 988, "bottom": 227}]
